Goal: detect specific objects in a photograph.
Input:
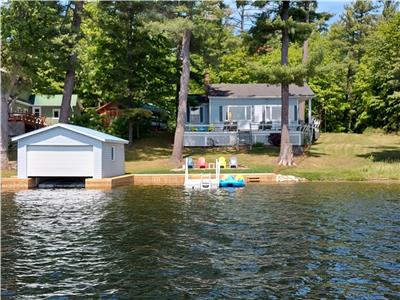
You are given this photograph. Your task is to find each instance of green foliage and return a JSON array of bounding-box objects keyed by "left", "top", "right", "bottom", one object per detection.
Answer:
[
  {"left": 77, "top": 2, "right": 177, "bottom": 111},
  {"left": 308, "top": 1, "right": 385, "bottom": 133},
  {"left": 354, "top": 13, "right": 400, "bottom": 132},
  {"left": 70, "top": 108, "right": 106, "bottom": 132},
  {"left": 2, "top": 0, "right": 399, "bottom": 137},
  {"left": 1, "top": 1, "right": 63, "bottom": 93},
  {"left": 107, "top": 116, "right": 129, "bottom": 139}
]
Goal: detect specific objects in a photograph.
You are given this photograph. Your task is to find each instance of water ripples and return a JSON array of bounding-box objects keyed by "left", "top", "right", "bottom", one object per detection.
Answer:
[{"left": 1, "top": 183, "right": 400, "bottom": 299}]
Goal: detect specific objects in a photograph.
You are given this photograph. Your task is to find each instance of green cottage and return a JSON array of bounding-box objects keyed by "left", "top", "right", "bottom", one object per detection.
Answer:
[{"left": 9, "top": 94, "right": 83, "bottom": 136}]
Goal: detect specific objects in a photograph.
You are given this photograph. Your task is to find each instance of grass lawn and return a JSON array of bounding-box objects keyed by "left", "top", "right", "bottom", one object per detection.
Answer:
[
  {"left": 2, "top": 131, "right": 399, "bottom": 181},
  {"left": 125, "top": 131, "right": 400, "bottom": 181}
]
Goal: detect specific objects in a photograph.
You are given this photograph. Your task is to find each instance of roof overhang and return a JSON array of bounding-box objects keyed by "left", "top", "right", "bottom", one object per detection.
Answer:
[{"left": 12, "top": 123, "right": 128, "bottom": 144}]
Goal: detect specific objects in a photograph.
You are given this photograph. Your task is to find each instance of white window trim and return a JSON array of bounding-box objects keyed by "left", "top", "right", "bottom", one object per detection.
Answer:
[
  {"left": 226, "top": 105, "right": 252, "bottom": 121},
  {"left": 264, "top": 105, "right": 281, "bottom": 122},
  {"left": 52, "top": 108, "right": 60, "bottom": 119},
  {"left": 33, "top": 107, "right": 41, "bottom": 117},
  {"left": 111, "top": 146, "right": 115, "bottom": 161}
]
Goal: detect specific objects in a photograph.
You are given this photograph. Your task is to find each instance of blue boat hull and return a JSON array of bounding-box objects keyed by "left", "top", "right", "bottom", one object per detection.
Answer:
[{"left": 219, "top": 176, "right": 245, "bottom": 188}]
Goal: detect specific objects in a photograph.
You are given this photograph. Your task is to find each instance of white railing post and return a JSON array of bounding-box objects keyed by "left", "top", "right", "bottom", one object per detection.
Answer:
[{"left": 184, "top": 157, "right": 189, "bottom": 182}]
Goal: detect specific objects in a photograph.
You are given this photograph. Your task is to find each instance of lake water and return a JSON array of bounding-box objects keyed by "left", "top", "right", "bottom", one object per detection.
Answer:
[{"left": 1, "top": 183, "right": 400, "bottom": 299}]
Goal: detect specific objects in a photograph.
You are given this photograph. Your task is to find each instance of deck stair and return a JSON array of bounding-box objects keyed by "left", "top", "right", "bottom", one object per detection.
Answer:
[{"left": 247, "top": 176, "right": 261, "bottom": 183}]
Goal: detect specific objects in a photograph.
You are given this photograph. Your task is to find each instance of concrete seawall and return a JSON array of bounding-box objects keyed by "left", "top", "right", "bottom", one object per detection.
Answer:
[{"left": 1, "top": 173, "right": 292, "bottom": 190}]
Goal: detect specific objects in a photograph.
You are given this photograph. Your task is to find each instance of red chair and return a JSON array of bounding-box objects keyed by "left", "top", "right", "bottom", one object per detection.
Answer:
[{"left": 197, "top": 157, "right": 207, "bottom": 168}]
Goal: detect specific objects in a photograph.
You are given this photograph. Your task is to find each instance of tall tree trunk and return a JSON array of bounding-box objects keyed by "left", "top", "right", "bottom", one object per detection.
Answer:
[
  {"left": 240, "top": 5, "right": 245, "bottom": 33},
  {"left": 278, "top": 1, "right": 294, "bottom": 166},
  {"left": 346, "top": 66, "right": 353, "bottom": 132},
  {"left": 0, "top": 75, "right": 17, "bottom": 169},
  {"left": 299, "top": 0, "right": 310, "bottom": 140},
  {"left": 302, "top": 0, "right": 310, "bottom": 64},
  {"left": 128, "top": 120, "right": 133, "bottom": 146},
  {"left": 174, "top": 47, "right": 181, "bottom": 121},
  {"left": 171, "top": 29, "right": 191, "bottom": 166},
  {"left": 59, "top": 1, "right": 83, "bottom": 124}
]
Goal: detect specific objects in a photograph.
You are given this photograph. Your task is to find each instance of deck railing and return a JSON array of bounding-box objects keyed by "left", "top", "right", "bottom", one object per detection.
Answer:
[
  {"left": 185, "top": 121, "right": 304, "bottom": 133},
  {"left": 9, "top": 113, "right": 47, "bottom": 127},
  {"left": 184, "top": 120, "right": 321, "bottom": 147}
]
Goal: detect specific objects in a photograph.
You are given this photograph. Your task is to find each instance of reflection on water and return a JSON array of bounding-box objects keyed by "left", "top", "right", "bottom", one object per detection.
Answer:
[{"left": 1, "top": 183, "right": 400, "bottom": 299}]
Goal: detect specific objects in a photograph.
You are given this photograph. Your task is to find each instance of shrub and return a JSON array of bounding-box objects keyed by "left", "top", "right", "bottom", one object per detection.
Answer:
[{"left": 268, "top": 133, "right": 281, "bottom": 147}]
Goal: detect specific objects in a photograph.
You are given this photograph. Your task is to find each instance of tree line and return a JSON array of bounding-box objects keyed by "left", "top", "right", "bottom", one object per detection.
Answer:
[{"left": 1, "top": 1, "right": 399, "bottom": 168}]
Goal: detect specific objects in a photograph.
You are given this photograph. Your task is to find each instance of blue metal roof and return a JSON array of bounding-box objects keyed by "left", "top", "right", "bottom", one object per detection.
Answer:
[{"left": 12, "top": 123, "right": 128, "bottom": 144}]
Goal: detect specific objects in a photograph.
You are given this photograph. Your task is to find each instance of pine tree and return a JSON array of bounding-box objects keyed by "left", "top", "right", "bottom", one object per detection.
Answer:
[{"left": 249, "top": 1, "right": 313, "bottom": 165}]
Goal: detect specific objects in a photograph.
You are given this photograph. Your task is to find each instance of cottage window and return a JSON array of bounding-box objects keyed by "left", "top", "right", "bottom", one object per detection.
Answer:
[
  {"left": 189, "top": 107, "right": 201, "bottom": 123},
  {"left": 33, "top": 107, "right": 41, "bottom": 117},
  {"left": 111, "top": 146, "right": 115, "bottom": 161},
  {"left": 264, "top": 105, "right": 281, "bottom": 122},
  {"left": 52, "top": 109, "right": 60, "bottom": 119},
  {"left": 226, "top": 106, "right": 251, "bottom": 121},
  {"left": 290, "top": 105, "right": 298, "bottom": 121}
]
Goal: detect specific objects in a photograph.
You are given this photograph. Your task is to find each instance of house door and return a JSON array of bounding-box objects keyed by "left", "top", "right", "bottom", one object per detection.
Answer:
[{"left": 252, "top": 106, "right": 264, "bottom": 123}]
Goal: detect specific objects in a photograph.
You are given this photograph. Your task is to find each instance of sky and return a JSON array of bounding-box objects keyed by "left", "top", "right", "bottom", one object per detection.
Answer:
[
  {"left": 226, "top": 0, "right": 384, "bottom": 30},
  {"left": 317, "top": 0, "right": 353, "bottom": 24}
]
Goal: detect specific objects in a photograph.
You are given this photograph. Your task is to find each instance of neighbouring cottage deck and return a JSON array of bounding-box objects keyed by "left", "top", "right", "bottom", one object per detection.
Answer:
[
  {"left": 184, "top": 122, "right": 318, "bottom": 147},
  {"left": 8, "top": 113, "right": 47, "bottom": 127}
]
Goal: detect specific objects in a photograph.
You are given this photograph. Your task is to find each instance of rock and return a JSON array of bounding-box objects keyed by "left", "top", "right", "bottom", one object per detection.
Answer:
[{"left": 276, "top": 174, "right": 306, "bottom": 182}]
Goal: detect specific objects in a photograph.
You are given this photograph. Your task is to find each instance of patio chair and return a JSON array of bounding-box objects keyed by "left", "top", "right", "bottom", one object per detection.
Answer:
[
  {"left": 229, "top": 157, "right": 238, "bottom": 168},
  {"left": 231, "top": 121, "right": 238, "bottom": 131},
  {"left": 218, "top": 156, "right": 227, "bottom": 168},
  {"left": 223, "top": 121, "right": 230, "bottom": 131},
  {"left": 187, "top": 156, "right": 194, "bottom": 169},
  {"left": 197, "top": 157, "right": 207, "bottom": 168}
]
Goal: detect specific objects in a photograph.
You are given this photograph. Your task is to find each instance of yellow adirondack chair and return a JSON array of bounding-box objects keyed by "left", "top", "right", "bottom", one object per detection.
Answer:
[{"left": 218, "top": 156, "right": 227, "bottom": 168}]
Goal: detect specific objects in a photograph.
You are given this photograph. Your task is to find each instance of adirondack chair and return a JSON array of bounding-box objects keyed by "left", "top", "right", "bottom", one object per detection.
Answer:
[
  {"left": 218, "top": 156, "right": 227, "bottom": 168},
  {"left": 197, "top": 157, "right": 207, "bottom": 168},
  {"left": 229, "top": 156, "right": 238, "bottom": 168},
  {"left": 187, "top": 156, "right": 194, "bottom": 168}
]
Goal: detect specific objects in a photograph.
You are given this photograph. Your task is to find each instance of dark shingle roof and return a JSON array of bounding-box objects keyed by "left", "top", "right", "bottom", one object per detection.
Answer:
[{"left": 208, "top": 84, "right": 314, "bottom": 98}]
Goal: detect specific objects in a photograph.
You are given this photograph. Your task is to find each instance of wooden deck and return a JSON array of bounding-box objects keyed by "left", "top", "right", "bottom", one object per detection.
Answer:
[{"left": 9, "top": 113, "right": 47, "bottom": 128}]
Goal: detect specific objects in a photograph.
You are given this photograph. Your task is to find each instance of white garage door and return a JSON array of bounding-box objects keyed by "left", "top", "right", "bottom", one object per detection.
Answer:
[{"left": 27, "top": 145, "right": 94, "bottom": 177}]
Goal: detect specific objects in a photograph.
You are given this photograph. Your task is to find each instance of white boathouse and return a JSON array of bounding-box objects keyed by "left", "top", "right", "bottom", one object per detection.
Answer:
[{"left": 12, "top": 123, "right": 128, "bottom": 179}]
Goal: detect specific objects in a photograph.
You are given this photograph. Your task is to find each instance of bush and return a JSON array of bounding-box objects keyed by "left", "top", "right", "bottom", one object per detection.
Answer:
[
  {"left": 268, "top": 133, "right": 281, "bottom": 147},
  {"left": 70, "top": 108, "right": 106, "bottom": 132},
  {"left": 107, "top": 116, "right": 129, "bottom": 139}
]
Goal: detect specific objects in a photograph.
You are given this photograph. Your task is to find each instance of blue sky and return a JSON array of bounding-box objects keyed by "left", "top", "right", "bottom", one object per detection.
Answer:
[
  {"left": 317, "top": 0, "right": 352, "bottom": 24},
  {"left": 226, "top": 0, "right": 384, "bottom": 29}
]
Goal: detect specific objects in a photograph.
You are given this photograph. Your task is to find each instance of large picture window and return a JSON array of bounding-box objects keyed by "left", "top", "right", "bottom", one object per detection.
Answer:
[
  {"left": 226, "top": 106, "right": 251, "bottom": 121},
  {"left": 264, "top": 105, "right": 281, "bottom": 122}
]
